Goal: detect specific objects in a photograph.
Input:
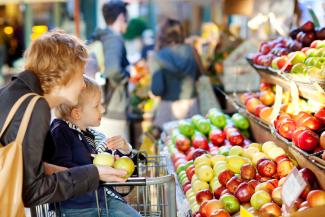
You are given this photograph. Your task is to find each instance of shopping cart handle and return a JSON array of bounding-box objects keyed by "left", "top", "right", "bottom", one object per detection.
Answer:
[{"left": 102, "top": 177, "right": 146, "bottom": 187}]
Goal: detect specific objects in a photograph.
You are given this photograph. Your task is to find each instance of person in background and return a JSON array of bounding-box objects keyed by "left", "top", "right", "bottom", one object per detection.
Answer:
[
  {"left": 49, "top": 76, "right": 141, "bottom": 217},
  {"left": 90, "top": 0, "right": 130, "bottom": 140},
  {"left": 150, "top": 18, "right": 200, "bottom": 128}
]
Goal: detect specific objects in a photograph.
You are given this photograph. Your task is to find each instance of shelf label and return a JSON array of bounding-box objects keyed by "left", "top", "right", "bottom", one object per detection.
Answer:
[
  {"left": 270, "top": 85, "right": 283, "bottom": 125},
  {"left": 290, "top": 81, "right": 300, "bottom": 115},
  {"left": 240, "top": 206, "right": 255, "bottom": 217},
  {"left": 281, "top": 167, "right": 307, "bottom": 207}
]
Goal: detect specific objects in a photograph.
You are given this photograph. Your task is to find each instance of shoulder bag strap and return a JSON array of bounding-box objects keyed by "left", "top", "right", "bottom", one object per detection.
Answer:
[
  {"left": 0, "top": 93, "right": 36, "bottom": 138},
  {"left": 16, "top": 95, "right": 42, "bottom": 145},
  {"left": 192, "top": 46, "right": 206, "bottom": 76}
]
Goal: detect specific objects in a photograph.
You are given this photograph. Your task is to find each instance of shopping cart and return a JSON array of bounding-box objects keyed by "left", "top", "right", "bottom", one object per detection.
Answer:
[{"left": 29, "top": 154, "right": 177, "bottom": 217}]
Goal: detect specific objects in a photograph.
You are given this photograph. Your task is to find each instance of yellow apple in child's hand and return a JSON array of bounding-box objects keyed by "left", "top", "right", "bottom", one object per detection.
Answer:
[
  {"left": 113, "top": 156, "right": 135, "bottom": 178},
  {"left": 93, "top": 153, "right": 114, "bottom": 167}
]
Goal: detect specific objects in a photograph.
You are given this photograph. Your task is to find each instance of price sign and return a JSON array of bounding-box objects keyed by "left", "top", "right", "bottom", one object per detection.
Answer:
[
  {"left": 282, "top": 167, "right": 307, "bottom": 207},
  {"left": 240, "top": 206, "right": 255, "bottom": 217}
]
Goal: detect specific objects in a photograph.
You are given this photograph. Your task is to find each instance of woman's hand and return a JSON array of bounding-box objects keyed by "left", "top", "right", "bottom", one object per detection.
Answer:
[
  {"left": 44, "top": 162, "right": 67, "bottom": 175},
  {"left": 96, "top": 165, "right": 127, "bottom": 182},
  {"left": 105, "top": 136, "right": 131, "bottom": 153}
]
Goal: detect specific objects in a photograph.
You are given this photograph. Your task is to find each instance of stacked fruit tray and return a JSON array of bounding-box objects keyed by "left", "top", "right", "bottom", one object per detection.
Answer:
[{"left": 162, "top": 108, "right": 325, "bottom": 217}]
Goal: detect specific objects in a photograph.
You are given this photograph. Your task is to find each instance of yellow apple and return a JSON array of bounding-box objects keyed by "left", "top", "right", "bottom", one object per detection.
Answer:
[
  {"left": 192, "top": 180, "right": 209, "bottom": 193},
  {"left": 210, "top": 155, "right": 226, "bottom": 166},
  {"left": 197, "top": 165, "right": 214, "bottom": 182},
  {"left": 213, "top": 161, "right": 227, "bottom": 176},
  {"left": 262, "top": 141, "right": 277, "bottom": 154},
  {"left": 113, "top": 156, "right": 135, "bottom": 178},
  {"left": 93, "top": 153, "right": 114, "bottom": 167},
  {"left": 252, "top": 152, "right": 268, "bottom": 165},
  {"left": 226, "top": 156, "right": 250, "bottom": 174},
  {"left": 194, "top": 154, "right": 212, "bottom": 167}
]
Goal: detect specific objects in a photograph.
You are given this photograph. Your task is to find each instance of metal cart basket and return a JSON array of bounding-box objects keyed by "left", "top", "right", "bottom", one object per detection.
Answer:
[{"left": 29, "top": 154, "right": 177, "bottom": 217}]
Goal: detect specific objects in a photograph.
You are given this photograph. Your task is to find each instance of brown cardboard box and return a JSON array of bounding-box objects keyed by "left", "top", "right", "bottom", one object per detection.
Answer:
[
  {"left": 290, "top": 205, "right": 325, "bottom": 217},
  {"left": 223, "top": 0, "right": 254, "bottom": 16}
]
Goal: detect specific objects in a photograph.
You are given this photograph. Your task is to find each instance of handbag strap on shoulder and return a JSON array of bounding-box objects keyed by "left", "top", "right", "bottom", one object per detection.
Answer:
[{"left": 0, "top": 93, "right": 37, "bottom": 138}]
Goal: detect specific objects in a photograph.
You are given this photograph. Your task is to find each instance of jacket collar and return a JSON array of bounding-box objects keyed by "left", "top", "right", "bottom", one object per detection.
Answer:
[{"left": 12, "top": 71, "right": 44, "bottom": 95}]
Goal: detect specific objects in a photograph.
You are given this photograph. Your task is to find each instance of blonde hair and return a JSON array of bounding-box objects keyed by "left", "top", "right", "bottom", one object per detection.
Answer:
[
  {"left": 55, "top": 76, "right": 102, "bottom": 120},
  {"left": 24, "top": 29, "right": 88, "bottom": 94}
]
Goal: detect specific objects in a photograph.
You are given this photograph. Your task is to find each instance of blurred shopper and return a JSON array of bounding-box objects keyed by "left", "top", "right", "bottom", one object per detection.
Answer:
[
  {"left": 150, "top": 18, "right": 200, "bottom": 128},
  {"left": 90, "top": 0, "right": 130, "bottom": 139}
]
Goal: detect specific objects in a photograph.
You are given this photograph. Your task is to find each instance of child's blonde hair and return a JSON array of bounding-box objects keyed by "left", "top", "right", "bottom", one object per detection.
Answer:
[
  {"left": 55, "top": 76, "right": 102, "bottom": 120},
  {"left": 24, "top": 29, "right": 88, "bottom": 94}
]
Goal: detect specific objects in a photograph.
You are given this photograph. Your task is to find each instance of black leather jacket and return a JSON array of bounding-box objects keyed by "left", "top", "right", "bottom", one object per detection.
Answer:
[{"left": 0, "top": 71, "right": 99, "bottom": 207}]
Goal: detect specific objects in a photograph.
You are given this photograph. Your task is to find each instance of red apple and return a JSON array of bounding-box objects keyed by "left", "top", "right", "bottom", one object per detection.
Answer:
[
  {"left": 176, "top": 135, "right": 191, "bottom": 152},
  {"left": 259, "top": 90, "right": 275, "bottom": 106},
  {"left": 209, "top": 128, "right": 226, "bottom": 147},
  {"left": 186, "top": 148, "right": 196, "bottom": 161},
  {"left": 214, "top": 186, "right": 226, "bottom": 199},
  {"left": 199, "top": 200, "right": 209, "bottom": 217},
  {"left": 277, "top": 158, "right": 295, "bottom": 178},
  {"left": 320, "top": 131, "right": 325, "bottom": 150},
  {"left": 307, "top": 190, "right": 325, "bottom": 207},
  {"left": 254, "top": 104, "right": 267, "bottom": 117},
  {"left": 226, "top": 175, "right": 243, "bottom": 194},
  {"left": 234, "top": 182, "right": 255, "bottom": 203},
  {"left": 193, "top": 211, "right": 202, "bottom": 217},
  {"left": 246, "top": 98, "right": 261, "bottom": 114},
  {"left": 183, "top": 183, "right": 192, "bottom": 193},
  {"left": 301, "top": 21, "right": 315, "bottom": 33},
  {"left": 221, "top": 189, "right": 232, "bottom": 197},
  {"left": 315, "top": 108, "right": 325, "bottom": 125},
  {"left": 248, "top": 179, "right": 259, "bottom": 189},
  {"left": 300, "top": 183, "right": 312, "bottom": 200},
  {"left": 300, "top": 116, "right": 323, "bottom": 131},
  {"left": 240, "top": 93, "right": 255, "bottom": 105},
  {"left": 274, "top": 113, "right": 292, "bottom": 129},
  {"left": 255, "top": 182, "right": 276, "bottom": 195},
  {"left": 192, "top": 149, "right": 209, "bottom": 160},
  {"left": 260, "top": 82, "right": 273, "bottom": 91},
  {"left": 267, "top": 179, "right": 279, "bottom": 188},
  {"left": 278, "top": 119, "right": 297, "bottom": 140},
  {"left": 227, "top": 131, "right": 244, "bottom": 146},
  {"left": 299, "top": 201, "right": 309, "bottom": 209},
  {"left": 292, "top": 126, "right": 309, "bottom": 146},
  {"left": 294, "top": 111, "right": 310, "bottom": 123},
  {"left": 259, "top": 202, "right": 281, "bottom": 217},
  {"left": 257, "top": 159, "right": 277, "bottom": 178},
  {"left": 274, "top": 155, "right": 289, "bottom": 164},
  {"left": 240, "top": 163, "right": 256, "bottom": 180},
  {"left": 205, "top": 199, "right": 224, "bottom": 217},
  {"left": 294, "top": 129, "right": 319, "bottom": 152},
  {"left": 192, "top": 134, "right": 209, "bottom": 150},
  {"left": 260, "top": 43, "right": 271, "bottom": 55},
  {"left": 186, "top": 166, "right": 195, "bottom": 181},
  {"left": 196, "top": 189, "right": 213, "bottom": 205},
  {"left": 209, "top": 209, "right": 231, "bottom": 217},
  {"left": 218, "top": 170, "right": 235, "bottom": 187},
  {"left": 299, "top": 168, "right": 318, "bottom": 188}
]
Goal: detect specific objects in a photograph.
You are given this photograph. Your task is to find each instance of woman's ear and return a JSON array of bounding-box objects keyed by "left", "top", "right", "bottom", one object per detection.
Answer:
[{"left": 70, "top": 107, "right": 81, "bottom": 121}]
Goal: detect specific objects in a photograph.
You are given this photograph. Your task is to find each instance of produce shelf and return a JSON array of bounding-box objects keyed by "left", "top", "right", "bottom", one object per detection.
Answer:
[{"left": 246, "top": 58, "right": 325, "bottom": 104}]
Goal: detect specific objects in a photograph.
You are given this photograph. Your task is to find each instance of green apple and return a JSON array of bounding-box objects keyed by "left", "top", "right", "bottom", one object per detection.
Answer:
[
  {"left": 315, "top": 57, "right": 325, "bottom": 68},
  {"left": 113, "top": 156, "right": 135, "bottom": 178},
  {"left": 191, "top": 114, "right": 204, "bottom": 126},
  {"left": 231, "top": 113, "right": 250, "bottom": 130},
  {"left": 305, "top": 57, "right": 318, "bottom": 66},
  {"left": 93, "top": 153, "right": 114, "bottom": 167},
  {"left": 229, "top": 146, "right": 244, "bottom": 156},
  {"left": 306, "top": 48, "right": 317, "bottom": 57},
  {"left": 220, "top": 194, "right": 240, "bottom": 214},
  {"left": 196, "top": 119, "right": 211, "bottom": 135},
  {"left": 289, "top": 51, "right": 307, "bottom": 65},
  {"left": 315, "top": 48, "right": 325, "bottom": 57},
  {"left": 184, "top": 160, "right": 194, "bottom": 170},
  {"left": 178, "top": 120, "right": 195, "bottom": 137},
  {"left": 290, "top": 63, "right": 306, "bottom": 74},
  {"left": 176, "top": 164, "right": 186, "bottom": 175},
  {"left": 250, "top": 190, "right": 272, "bottom": 210},
  {"left": 208, "top": 108, "right": 227, "bottom": 129},
  {"left": 307, "top": 66, "right": 323, "bottom": 79}
]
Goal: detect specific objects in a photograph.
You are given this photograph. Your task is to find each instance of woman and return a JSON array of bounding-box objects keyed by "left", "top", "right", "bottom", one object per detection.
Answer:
[
  {"left": 0, "top": 30, "right": 127, "bottom": 208},
  {"left": 150, "top": 18, "right": 200, "bottom": 127}
]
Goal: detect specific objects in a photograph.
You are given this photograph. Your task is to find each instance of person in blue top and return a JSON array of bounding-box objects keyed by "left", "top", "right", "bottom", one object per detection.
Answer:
[
  {"left": 49, "top": 76, "right": 142, "bottom": 217},
  {"left": 150, "top": 18, "right": 200, "bottom": 127}
]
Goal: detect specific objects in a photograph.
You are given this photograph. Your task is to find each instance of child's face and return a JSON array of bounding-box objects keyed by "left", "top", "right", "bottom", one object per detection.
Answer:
[{"left": 79, "top": 92, "right": 105, "bottom": 128}]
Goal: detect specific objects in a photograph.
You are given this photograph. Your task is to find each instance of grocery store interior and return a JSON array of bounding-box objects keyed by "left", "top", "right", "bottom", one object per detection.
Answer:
[{"left": 0, "top": 0, "right": 325, "bottom": 217}]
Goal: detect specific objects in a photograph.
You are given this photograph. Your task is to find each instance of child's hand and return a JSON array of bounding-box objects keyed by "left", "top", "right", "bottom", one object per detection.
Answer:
[
  {"left": 44, "top": 162, "right": 67, "bottom": 176},
  {"left": 106, "top": 136, "right": 131, "bottom": 153}
]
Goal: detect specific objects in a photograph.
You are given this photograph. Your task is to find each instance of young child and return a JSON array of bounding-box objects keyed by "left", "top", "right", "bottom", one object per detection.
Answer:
[{"left": 49, "top": 76, "right": 142, "bottom": 217}]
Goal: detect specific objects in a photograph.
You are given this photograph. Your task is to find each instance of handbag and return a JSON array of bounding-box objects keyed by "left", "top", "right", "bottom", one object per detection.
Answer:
[
  {"left": 192, "top": 47, "right": 221, "bottom": 115},
  {"left": 0, "top": 93, "right": 41, "bottom": 217}
]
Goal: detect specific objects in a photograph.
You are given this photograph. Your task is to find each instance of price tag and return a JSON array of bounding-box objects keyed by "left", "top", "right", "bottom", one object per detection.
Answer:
[
  {"left": 290, "top": 81, "right": 300, "bottom": 115},
  {"left": 240, "top": 206, "right": 255, "bottom": 217},
  {"left": 281, "top": 167, "right": 307, "bottom": 207},
  {"left": 269, "top": 85, "right": 283, "bottom": 125}
]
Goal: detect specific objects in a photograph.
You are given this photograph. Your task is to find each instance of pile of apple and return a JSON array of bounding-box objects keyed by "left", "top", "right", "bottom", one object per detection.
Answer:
[
  {"left": 172, "top": 139, "right": 325, "bottom": 217},
  {"left": 271, "top": 40, "right": 325, "bottom": 80},
  {"left": 274, "top": 110, "right": 325, "bottom": 153},
  {"left": 250, "top": 21, "right": 325, "bottom": 71}
]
